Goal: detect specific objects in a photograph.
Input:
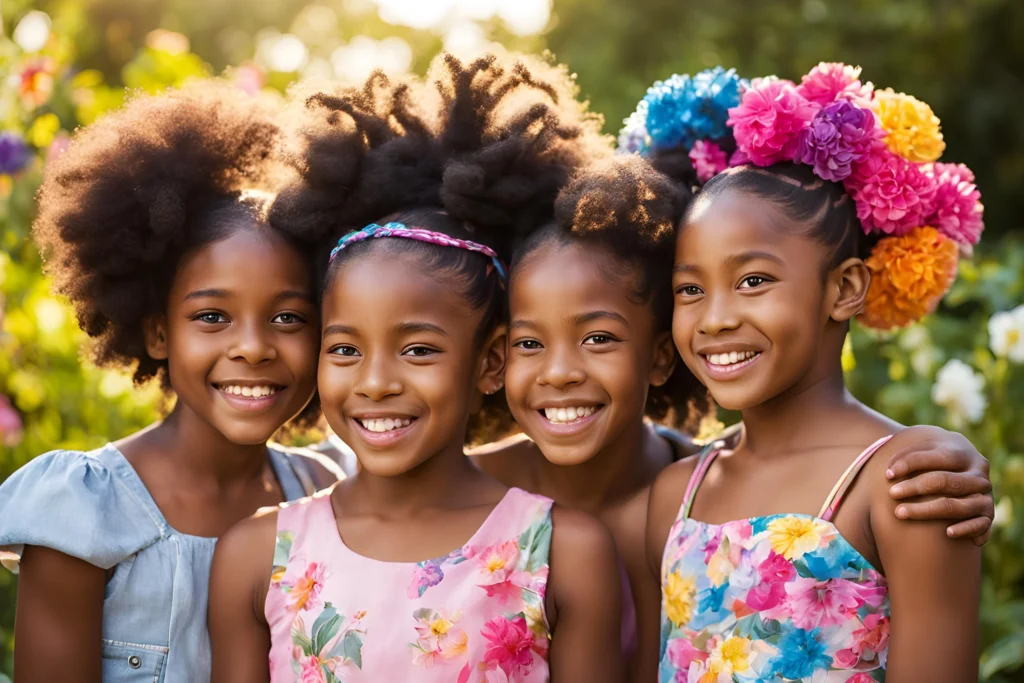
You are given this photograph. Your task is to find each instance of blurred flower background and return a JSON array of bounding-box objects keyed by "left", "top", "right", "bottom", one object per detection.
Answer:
[{"left": 1, "top": 0, "right": 1022, "bottom": 679}]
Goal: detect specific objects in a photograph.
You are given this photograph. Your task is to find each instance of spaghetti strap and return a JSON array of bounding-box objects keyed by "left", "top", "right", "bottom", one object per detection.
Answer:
[
  {"left": 680, "top": 444, "right": 724, "bottom": 521},
  {"left": 818, "top": 435, "right": 894, "bottom": 521}
]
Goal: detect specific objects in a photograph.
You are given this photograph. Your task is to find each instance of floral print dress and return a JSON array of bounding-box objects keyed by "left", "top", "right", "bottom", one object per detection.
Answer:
[
  {"left": 265, "top": 487, "right": 553, "bottom": 683},
  {"left": 659, "top": 436, "right": 893, "bottom": 683}
]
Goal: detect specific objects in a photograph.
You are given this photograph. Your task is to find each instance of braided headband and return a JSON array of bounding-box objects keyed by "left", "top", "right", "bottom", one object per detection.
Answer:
[{"left": 329, "top": 222, "right": 507, "bottom": 281}]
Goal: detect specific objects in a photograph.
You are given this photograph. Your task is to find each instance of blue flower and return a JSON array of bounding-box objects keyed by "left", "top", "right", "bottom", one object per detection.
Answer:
[
  {"left": 768, "top": 625, "right": 833, "bottom": 679},
  {"left": 0, "top": 132, "right": 31, "bottom": 175},
  {"left": 616, "top": 101, "right": 650, "bottom": 155},
  {"left": 641, "top": 67, "right": 746, "bottom": 151},
  {"left": 803, "top": 537, "right": 864, "bottom": 579}
]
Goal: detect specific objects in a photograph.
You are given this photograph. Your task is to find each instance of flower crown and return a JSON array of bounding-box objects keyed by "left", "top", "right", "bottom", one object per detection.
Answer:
[{"left": 617, "top": 63, "right": 985, "bottom": 330}]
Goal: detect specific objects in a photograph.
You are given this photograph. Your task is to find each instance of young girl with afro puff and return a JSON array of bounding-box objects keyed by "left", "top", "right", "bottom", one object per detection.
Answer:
[
  {"left": 209, "top": 52, "right": 624, "bottom": 683},
  {"left": 0, "top": 82, "right": 342, "bottom": 683}
]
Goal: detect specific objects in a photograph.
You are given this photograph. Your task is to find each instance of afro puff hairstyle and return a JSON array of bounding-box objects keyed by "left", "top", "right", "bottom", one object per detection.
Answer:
[
  {"left": 269, "top": 51, "right": 612, "bottom": 443},
  {"left": 511, "top": 155, "right": 712, "bottom": 432},
  {"left": 32, "top": 81, "right": 307, "bottom": 387}
]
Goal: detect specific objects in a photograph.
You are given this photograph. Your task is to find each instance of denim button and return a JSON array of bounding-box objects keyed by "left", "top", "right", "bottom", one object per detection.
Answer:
[{"left": 128, "top": 655, "right": 142, "bottom": 669}]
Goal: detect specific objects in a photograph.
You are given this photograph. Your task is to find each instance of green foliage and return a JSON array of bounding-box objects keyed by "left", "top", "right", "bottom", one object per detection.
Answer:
[{"left": 1, "top": 1, "right": 1023, "bottom": 679}]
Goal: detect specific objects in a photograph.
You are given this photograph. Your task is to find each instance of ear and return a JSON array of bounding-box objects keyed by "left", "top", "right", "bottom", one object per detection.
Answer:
[
  {"left": 649, "top": 330, "right": 679, "bottom": 388},
  {"left": 475, "top": 323, "right": 508, "bottom": 396},
  {"left": 143, "top": 315, "right": 169, "bottom": 360},
  {"left": 829, "top": 257, "right": 871, "bottom": 323}
]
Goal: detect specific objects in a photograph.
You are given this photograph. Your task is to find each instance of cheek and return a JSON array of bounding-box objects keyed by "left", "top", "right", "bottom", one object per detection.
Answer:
[
  {"left": 672, "top": 306, "right": 698, "bottom": 358},
  {"left": 502, "top": 354, "right": 534, "bottom": 405}
]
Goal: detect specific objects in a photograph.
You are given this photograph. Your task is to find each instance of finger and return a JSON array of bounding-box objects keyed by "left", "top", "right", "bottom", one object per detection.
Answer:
[
  {"left": 973, "top": 528, "right": 992, "bottom": 547},
  {"left": 889, "top": 472, "right": 992, "bottom": 499},
  {"left": 944, "top": 517, "right": 991, "bottom": 541},
  {"left": 886, "top": 444, "right": 969, "bottom": 480},
  {"left": 894, "top": 493, "right": 991, "bottom": 521}
]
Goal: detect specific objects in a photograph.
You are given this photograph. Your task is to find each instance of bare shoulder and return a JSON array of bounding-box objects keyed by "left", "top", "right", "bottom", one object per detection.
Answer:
[
  {"left": 219, "top": 505, "right": 280, "bottom": 557},
  {"left": 467, "top": 433, "right": 541, "bottom": 490},
  {"left": 550, "top": 505, "right": 617, "bottom": 558}
]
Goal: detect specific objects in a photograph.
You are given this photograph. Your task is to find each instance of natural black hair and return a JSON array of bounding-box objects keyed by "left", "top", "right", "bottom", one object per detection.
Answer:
[
  {"left": 686, "top": 162, "right": 874, "bottom": 270},
  {"left": 32, "top": 81, "right": 324, "bottom": 427},
  {"left": 270, "top": 51, "right": 611, "bottom": 441},
  {"left": 512, "top": 155, "right": 712, "bottom": 431}
]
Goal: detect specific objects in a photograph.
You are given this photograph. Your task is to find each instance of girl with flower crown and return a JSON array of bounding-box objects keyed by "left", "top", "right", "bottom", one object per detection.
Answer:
[{"left": 635, "top": 63, "right": 984, "bottom": 681}]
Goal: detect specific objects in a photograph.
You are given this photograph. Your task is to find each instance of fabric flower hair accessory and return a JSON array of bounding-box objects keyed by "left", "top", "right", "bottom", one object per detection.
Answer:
[{"left": 620, "top": 61, "right": 985, "bottom": 330}]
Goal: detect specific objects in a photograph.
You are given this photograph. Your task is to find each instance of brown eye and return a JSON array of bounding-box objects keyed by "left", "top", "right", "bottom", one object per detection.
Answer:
[
  {"left": 513, "top": 340, "right": 543, "bottom": 350},
  {"left": 739, "top": 276, "right": 769, "bottom": 289},
  {"left": 194, "top": 312, "right": 227, "bottom": 324},
  {"left": 329, "top": 345, "right": 360, "bottom": 357}
]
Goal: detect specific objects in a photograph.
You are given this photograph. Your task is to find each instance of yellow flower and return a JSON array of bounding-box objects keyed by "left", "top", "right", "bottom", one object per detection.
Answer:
[
  {"left": 708, "top": 636, "right": 752, "bottom": 676},
  {"left": 768, "top": 516, "right": 829, "bottom": 559},
  {"left": 875, "top": 88, "right": 945, "bottom": 163},
  {"left": 663, "top": 571, "right": 697, "bottom": 627}
]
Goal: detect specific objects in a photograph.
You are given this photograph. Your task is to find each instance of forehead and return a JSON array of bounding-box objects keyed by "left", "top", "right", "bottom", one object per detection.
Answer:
[
  {"left": 678, "top": 190, "right": 820, "bottom": 265},
  {"left": 325, "top": 250, "right": 479, "bottom": 325},
  {"left": 173, "top": 228, "right": 310, "bottom": 293},
  {"left": 511, "top": 241, "right": 649, "bottom": 316}
]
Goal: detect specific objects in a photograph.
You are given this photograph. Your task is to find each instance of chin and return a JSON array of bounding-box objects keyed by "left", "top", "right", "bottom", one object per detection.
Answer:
[
  {"left": 217, "top": 422, "right": 280, "bottom": 447},
  {"left": 534, "top": 442, "right": 601, "bottom": 468}
]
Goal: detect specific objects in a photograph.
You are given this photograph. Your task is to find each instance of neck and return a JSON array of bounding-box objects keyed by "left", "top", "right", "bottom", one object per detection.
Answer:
[
  {"left": 130, "top": 403, "right": 270, "bottom": 489},
  {"left": 349, "top": 441, "right": 487, "bottom": 518},
  {"left": 536, "top": 418, "right": 669, "bottom": 514},
  {"left": 738, "top": 365, "right": 853, "bottom": 457}
]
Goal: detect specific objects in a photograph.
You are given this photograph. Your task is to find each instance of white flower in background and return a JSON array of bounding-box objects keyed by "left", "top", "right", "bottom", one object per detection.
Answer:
[
  {"left": 931, "top": 359, "right": 987, "bottom": 428},
  {"left": 988, "top": 305, "right": 1024, "bottom": 363},
  {"left": 910, "top": 346, "right": 939, "bottom": 377}
]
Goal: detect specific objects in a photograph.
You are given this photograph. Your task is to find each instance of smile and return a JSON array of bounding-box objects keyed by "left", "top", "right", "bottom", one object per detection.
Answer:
[
  {"left": 358, "top": 417, "right": 414, "bottom": 433},
  {"left": 351, "top": 414, "right": 418, "bottom": 446},
  {"left": 216, "top": 384, "right": 282, "bottom": 398},
  {"left": 705, "top": 351, "right": 760, "bottom": 367},
  {"left": 541, "top": 406, "right": 600, "bottom": 424},
  {"left": 699, "top": 350, "right": 762, "bottom": 379}
]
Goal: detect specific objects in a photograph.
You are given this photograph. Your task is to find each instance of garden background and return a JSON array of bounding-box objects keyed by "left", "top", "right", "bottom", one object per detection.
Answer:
[{"left": 1, "top": 0, "right": 1022, "bottom": 679}]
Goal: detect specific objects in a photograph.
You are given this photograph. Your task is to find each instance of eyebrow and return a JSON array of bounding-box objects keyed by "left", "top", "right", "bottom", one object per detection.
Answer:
[
  {"left": 396, "top": 321, "right": 449, "bottom": 337},
  {"left": 183, "top": 288, "right": 313, "bottom": 303},
  {"left": 569, "top": 310, "right": 629, "bottom": 327},
  {"left": 674, "top": 250, "right": 786, "bottom": 274},
  {"left": 322, "top": 324, "right": 357, "bottom": 337}
]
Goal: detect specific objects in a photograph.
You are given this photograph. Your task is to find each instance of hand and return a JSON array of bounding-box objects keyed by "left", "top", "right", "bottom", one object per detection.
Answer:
[{"left": 886, "top": 428, "right": 994, "bottom": 546}]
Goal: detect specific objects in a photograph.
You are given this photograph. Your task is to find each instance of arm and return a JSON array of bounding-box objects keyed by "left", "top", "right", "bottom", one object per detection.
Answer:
[
  {"left": 15, "top": 546, "right": 104, "bottom": 683},
  {"left": 633, "top": 458, "right": 699, "bottom": 683},
  {"left": 547, "top": 506, "right": 624, "bottom": 683},
  {"left": 209, "top": 509, "right": 278, "bottom": 683},
  {"left": 873, "top": 434, "right": 982, "bottom": 682},
  {"left": 885, "top": 425, "right": 993, "bottom": 543}
]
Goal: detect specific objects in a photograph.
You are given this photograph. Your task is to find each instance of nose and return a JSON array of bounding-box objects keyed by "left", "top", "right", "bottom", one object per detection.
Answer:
[
  {"left": 697, "top": 290, "right": 741, "bottom": 336},
  {"left": 228, "top": 318, "right": 277, "bottom": 365},
  {"left": 353, "top": 352, "right": 403, "bottom": 401},
  {"left": 536, "top": 343, "right": 586, "bottom": 389}
]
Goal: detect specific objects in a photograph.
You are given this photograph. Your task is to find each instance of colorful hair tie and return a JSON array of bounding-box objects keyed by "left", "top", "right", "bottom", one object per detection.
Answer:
[{"left": 328, "top": 222, "right": 507, "bottom": 281}]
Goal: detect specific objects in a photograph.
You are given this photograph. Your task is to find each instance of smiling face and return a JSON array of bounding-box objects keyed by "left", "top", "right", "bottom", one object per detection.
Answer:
[
  {"left": 153, "top": 228, "right": 319, "bottom": 445},
  {"left": 505, "top": 241, "right": 674, "bottom": 467},
  {"left": 318, "top": 248, "right": 498, "bottom": 477},
  {"left": 672, "top": 189, "right": 840, "bottom": 411}
]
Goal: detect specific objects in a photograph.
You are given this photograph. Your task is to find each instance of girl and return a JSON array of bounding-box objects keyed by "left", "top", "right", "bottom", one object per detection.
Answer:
[
  {"left": 645, "top": 64, "right": 984, "bottom": 680},
  {"left": 471, "top": 158, "right": 993, "bottom": 675},
  {"left": 209, "top": 53, "right": 623, "bottom": 683},
  {"left": 0, "top": 83, "right": 341, "bottom": 683}
]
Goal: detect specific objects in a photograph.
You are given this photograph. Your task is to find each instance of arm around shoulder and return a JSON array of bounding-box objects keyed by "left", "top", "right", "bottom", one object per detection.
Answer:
[
  {"left": 872, "top": 430, "right": 982, "bottom": 682},
  {"left": 547, "top": 505, "right": 624, "bottom": 683},
  {"left": 209, "top": 507, "right": 280, "bottom": 683}
]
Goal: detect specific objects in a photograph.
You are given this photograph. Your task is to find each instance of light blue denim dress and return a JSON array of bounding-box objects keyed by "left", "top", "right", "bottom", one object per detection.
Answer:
[{"left": 0, "top": 443, "right": 341, "bottom": 683}]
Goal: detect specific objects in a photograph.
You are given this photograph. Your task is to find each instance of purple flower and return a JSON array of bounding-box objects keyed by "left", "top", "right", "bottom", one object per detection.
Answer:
[
  {"left": 0, "top": 132, "right": 32, "bottom": 175},
  {"left": 0, "top": 395, "right": 23, "bottom": 448},
  {"left": 795, "top": 100, "right": 883, "bottom": 182},
  {"left": 408, "top": 559, "right": 445, "bottom": 598}
]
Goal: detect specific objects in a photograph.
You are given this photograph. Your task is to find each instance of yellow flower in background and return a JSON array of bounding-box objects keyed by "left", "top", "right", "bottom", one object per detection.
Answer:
[
  {"left": 708, "top": 636, "right": 752, "bottom": 676},
  {"left": 26, "top": 113, "right": 61, "bottom": 148},
  {"left": 768, "top": 516, "right": 829, "bottom": 559},
  {"left": 663, "top": 571, "right": 697, "bottom": 627},
  {"left": 875, "top": 88, "right": 945, "bottom": 163}
]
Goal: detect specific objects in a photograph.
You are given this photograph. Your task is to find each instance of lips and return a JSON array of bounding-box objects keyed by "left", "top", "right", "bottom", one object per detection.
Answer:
[
  {"left": 350, "top": 413, "right": 418, "bottom": 446},
  {"left": 542, "top": 405, "right": 599, "bottom": 424},
  {"left": 213, "top": 381, "right": 287, "bottom": 412},
  {"left": 698, "top": 349, "right": 763, "bottom": 380},
  {"left": 532, "top": 402, "right": 605, "bottom": 437}
]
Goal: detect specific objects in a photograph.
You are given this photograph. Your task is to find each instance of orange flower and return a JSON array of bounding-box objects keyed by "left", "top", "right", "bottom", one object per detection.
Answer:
[
  {"left": 860, "top": 226, "right": 959, "bottom": 329},
  {"left": 19, "top": 58, "right": 55, "bottom": 109}
]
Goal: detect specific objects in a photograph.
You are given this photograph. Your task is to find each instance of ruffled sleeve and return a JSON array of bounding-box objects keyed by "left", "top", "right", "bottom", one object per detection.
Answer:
[{"left": 0, "top": 448, "right": 163, "bottom": 573}]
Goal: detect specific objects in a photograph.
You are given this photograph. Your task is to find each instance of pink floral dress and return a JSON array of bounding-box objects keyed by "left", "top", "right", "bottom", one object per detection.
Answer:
[
  {"left": 266, "top": 487, "right": 553, "bottom": 683},
  {"left": 659, "top": 436, "right": 893, "bottom": 683}
]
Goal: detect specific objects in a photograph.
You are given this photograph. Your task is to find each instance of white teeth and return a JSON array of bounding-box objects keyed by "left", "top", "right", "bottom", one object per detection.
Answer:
[
  {"left": 706, "top": 351, "right": 759, "bottom": 367},
  {"left": 221, "top": 385, "right": 279, "bottom": 398},
  {"left": 359, "top": 418, "right": 413, "bottom": 433},
  {"left": 543, "top": 406, "right": 598, "bottom": 424}
]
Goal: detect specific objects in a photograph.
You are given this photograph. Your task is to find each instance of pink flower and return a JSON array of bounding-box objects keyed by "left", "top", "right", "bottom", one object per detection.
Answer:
[
  {"left": 688, "top": 140, "right": 729, "bottom": 183},
  {"left": 282, "top": 561, "right": 326, "bottom": 613},
  {"left": 796, "top": 62, "right": 874, "bottom": 106},
  {"left": 745, "top": 580, "right": 787, "bottom": 611},
  {"left": 924, "top": 162, "right": 984, "bottom": 245},
  {"left": 481, "top": 616, "right": 535, "bottom": 677},
  {"left": 300, "top": 655, "right": 326, "bottom": 683},
  {"left": 757, "top": 551, "right": 796, "bottom": 583},
  {"left": 836, "top": 612, "right": 891, "bottom": 668},
  {"left": 727, "top": 77, "right": 819, "bottom": 166},
  {"left": 408, "top": 562, "right": 445, "bottom": 599},
  {"left": 0, "top": 395, "right": 23, "bottom": 448},
  {"left": 847, "top": 149, "right": 937, "bottom": 235},
  {"left": 474, "top": 541, "right": 519, "bottom": 584},
  {"left": 45, "top": 132, "right": 71, "bottom": 165},
  {"left": 666, "top": 637, "right": 707, "bottom": 670},
  {"left": 728, "top": 147, "right": 751, "bottom": 167},
  {"left": 784, "top": 577, "right": 884, "bottom": 630},
  {"left": 845, "top": 675, "right": 876, "bottom": 683}
]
